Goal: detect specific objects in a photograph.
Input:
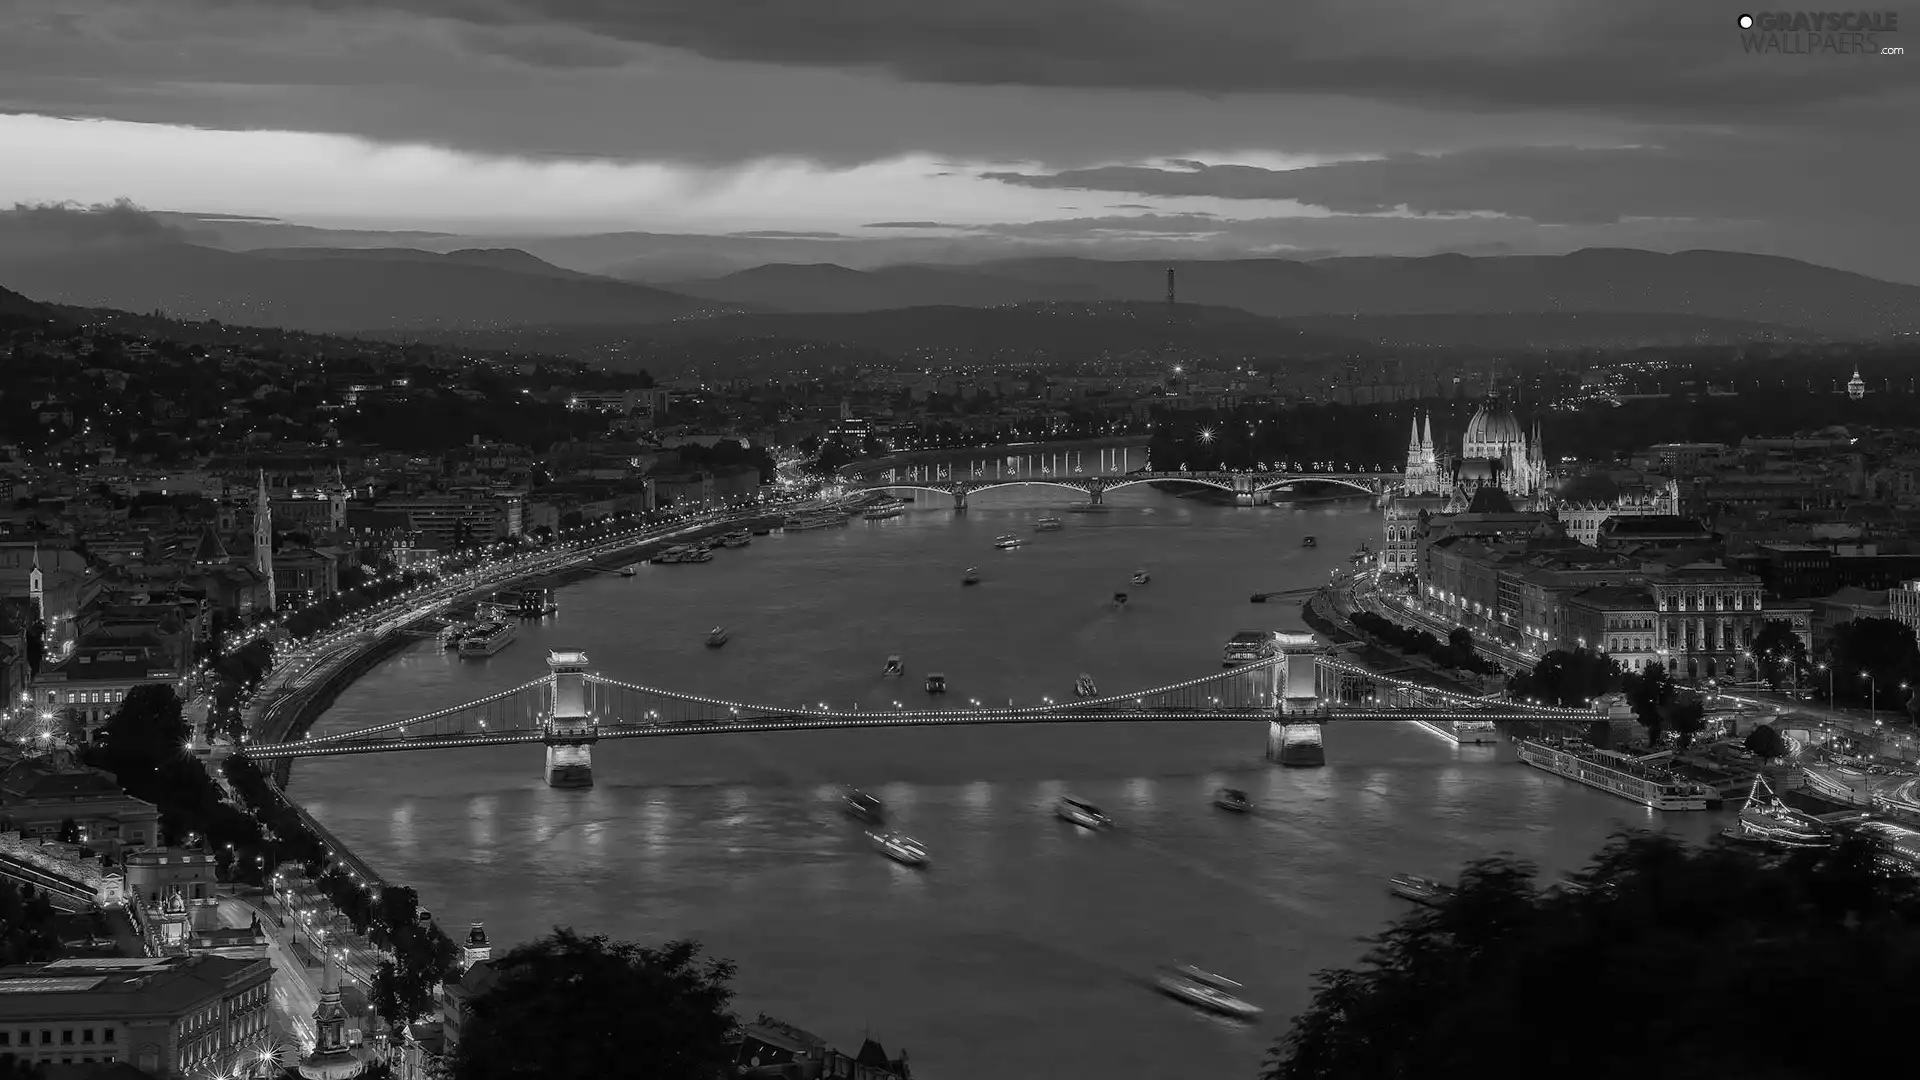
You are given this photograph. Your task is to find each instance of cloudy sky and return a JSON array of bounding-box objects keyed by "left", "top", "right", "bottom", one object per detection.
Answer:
[{"left": 2, "top": 0, "right": 1917, "bottom": 279}]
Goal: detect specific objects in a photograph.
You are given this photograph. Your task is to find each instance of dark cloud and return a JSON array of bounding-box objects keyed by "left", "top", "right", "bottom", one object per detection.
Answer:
[
  {"left": 0, "top": 199, "right": 208, "bottom": 254},
  {"left": 862, "top": 221, "right": 968, "bottom": 229},
  {"left": 984, "top": 136, "right": 1920, "bottom": 228},
  {"left": 288, "top": 0, "right": 1920, "bottom": 114}
]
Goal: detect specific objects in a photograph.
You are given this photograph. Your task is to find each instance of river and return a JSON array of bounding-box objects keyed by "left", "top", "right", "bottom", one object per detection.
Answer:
[{"left": 294, "top": 486, "right": 1719, "bottom": 1080}]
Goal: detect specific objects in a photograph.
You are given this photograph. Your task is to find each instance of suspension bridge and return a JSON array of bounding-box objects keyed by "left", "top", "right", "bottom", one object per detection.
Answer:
[
  {"left": 840, "top": 447, "right": 1399, "bottom": 507},
  {"left": 240, "top": 645, "right": 1598, "bottom": 786}
]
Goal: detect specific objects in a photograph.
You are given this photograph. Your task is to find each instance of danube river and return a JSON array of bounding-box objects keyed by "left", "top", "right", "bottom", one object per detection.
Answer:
[{"left": 296, "top": 486, "right": 1718, "bottom": 1080}]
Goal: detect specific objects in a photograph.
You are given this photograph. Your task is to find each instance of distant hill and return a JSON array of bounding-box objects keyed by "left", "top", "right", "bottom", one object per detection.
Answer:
[
  {"left": 662, "top": 262, "right": 1119, "bottom": 311},
  {"left": 0, "top": 242, "right": 714, "bottom": 332},
  {"left": 1282, "top": 312, "right": 1826, "bottom": 349},
  {"left": 648, "top": 250, "right": 1920, "bottom": 339}
]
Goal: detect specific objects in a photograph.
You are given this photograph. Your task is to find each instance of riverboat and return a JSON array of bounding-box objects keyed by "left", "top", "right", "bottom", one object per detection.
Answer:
[
  {"left": 681, "top": 545, "right": 714, "bottom": 563},
  {"left": 867, "top": 830, "right": 929, "bottom": 867},
  {"left": 653, "top": 545, "right": 689, "bottom": 564},
  {"left": 962, "top": 567, "right": 981, "bottom": 586},
  {"left": 750, "top": 525, "right": 772, "bottom": 536},
  {"left": 720, "top": 528, "right": 752, "bottom": 546},
  {"left": 619, "top": 565, "right": 637, "bottom": 578},
  {"left": 1035, "top": 516, "right": 1063, "bottom": 531},
  {"left": 994, "top": 534, "right": 1025, "bottom": 549},
  {"left": 863, "top": 502, "right": 904, "bottom": 521},
  {"left": 458, "top": 620, "right": 516, "bottom": 658},
  {"left": 1223, "top": 630, "right": 1278, "bottom": 667},
  {"left": 1302, "top": 535, "right": 1316, "bottom": 547},
  {"left": 1074, "top": 673, "right": 1098, "bottom": 698},
  {"left": 781, "top": 512, "right": 845, "bottom": 531},
  {"left": 1132, "top": 568, "right": 1151, "bottom": 586},
  {"left": 1350, "top": 541, "right": 1373, "bottom": 564},
  {"left": 1388, "top": 873, "right": 1454, "bottom": 906},
  {"left": 883, "top": 655, "right": 905, "bottom": 678},
  {"left": 1513, "top": 737, "right": 1712, "bottom": 811},
  {"left": 1055, "top": 796, "right": 1111, "bottom": 830},
  {"left": 1213, "top": 787, "right": 1253, "bottom": 813},
  {"left": 1154, "top": 966, "right": 1262, "bottom": 1020},
  {"left": 706, "top": 627, "right": 730, "bottom": 648},
  {"left": 925, "top": 673, "right": 947, "bottom": 694},
  {"left": 1112, "top": 591, "right": 1129, "bottom": 607},
  {"left": 843, "top": 789, "right": 884, "bottom": 824},
  {"left": 1722, "top": 775, "right": 1833, "bottom": 849},
  {"left": 438, "top": 621, "right": 473, "bottom": 649},
  {"left": 1408, "top": 718, "right": 1500, "bottom": 745}
]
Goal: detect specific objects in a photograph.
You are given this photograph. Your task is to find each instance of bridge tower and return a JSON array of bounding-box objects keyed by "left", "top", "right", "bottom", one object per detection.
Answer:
[
  {"left": 1267, "top": 634, "right": 1327, "bottom": 767},
  {"left": 543, "top": 649, "right": 598, "bottom": 788}
]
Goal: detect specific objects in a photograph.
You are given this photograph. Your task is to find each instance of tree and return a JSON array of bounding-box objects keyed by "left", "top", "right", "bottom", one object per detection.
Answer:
[
  {"left": 1447, "top": 626, "right": 1474, "bottom": 655},
  {"left": 443, "top": 929, "right": 737, "bottom": 1080},
  {"left": 1263, "top": 831, "right": 1920, "bottom": 1080},
  {"left": 1750, "top": 619, "right": 1808, "bottom": 689},
  {"left": 1825, "top": 617, "right": 1920, "bottom": 705},
  {"left": 86, "top": 683, "right": 189, "bottom": 790},
  {"left": 1745, "top": 723, "right": 1789, "bottom": 761},
  {"left": 1510, "top": 649, "right": 1623, "bottom": 708},
  {"left": 1662, "top": 697, "right": 1709, "bottom": 751},
  {"left": 1625, "top": 663, "right": 1674, "bottom": 741}
]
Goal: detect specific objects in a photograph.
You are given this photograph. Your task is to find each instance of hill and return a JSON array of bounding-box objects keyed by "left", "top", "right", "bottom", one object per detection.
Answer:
[
  {"left": 662, "top": 262, "right": 1119, "bottom": 311},
  {"left": 0, "top": 284, "right": 59, "bottom": 326},
  {"left": 645, "top": 250, "right": 1920, "bottom": 339},
  {"left": 1282, "top": 312, "right": 1826, "bottom": 349},
  {"left": 0, "top": 242, "right": 716, "bottom": 332}
]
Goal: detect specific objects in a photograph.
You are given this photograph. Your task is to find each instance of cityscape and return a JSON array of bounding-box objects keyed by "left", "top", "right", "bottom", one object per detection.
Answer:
[{"left": 3, "top": 3, "right": 1920, "bottom": 1079}]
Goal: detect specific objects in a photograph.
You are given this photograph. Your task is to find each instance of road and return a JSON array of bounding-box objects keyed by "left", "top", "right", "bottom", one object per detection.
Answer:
[{"left": 219, "top": 896, "right": 318, "bottom": 1050}]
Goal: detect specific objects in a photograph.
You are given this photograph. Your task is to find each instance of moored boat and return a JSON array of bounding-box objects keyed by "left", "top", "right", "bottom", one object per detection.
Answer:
[
  {"left": 1055, "top": 796, "right": 1111, "bottom": 830},
  {"left": 1513, "top": 736, "right": 1713, "bottom": 811},
  {"left": 863, "top": 502, "right": 905, "bottom": 520},
  {"left": 1213, "top": 787, "right": 1253, "bottom": 813},
  {"left": 619, "top": 565, "right": 637, "bottom": 578},
  {"left": 1223, "top": 630, "right": 1278, "bottom": 667},
  {"left": 925, "top": 673, "right": 947, "bottom": 694},
  {"left": 458, "top": 620, "right": 516, "bottom": 658},
  {"left": 867, "top": 829, "right": 929, "bottom": 867},
  {"left": 1074, "top": 673, "right": 1098, "bottom": 698},
  {"left": 720, "top": 528, "right": 752, "bottom": 547},
  {"left": 1388, "top": 873, "right": 1454, "bottom": 906},
  {"left": 706, "top": 626, "right": 730, "bottom": 648},
  {"left": 843, "top": 789, "right": 884, "bottom": 824},
  {"left": 1727, "top": 774, "right": 1834, "bottom": 849},
  {"left": 1155, "top": 966, "right": 1262, "bottom": 1020}
]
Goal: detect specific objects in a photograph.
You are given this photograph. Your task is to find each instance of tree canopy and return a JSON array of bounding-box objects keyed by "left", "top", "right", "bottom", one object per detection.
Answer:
[
  {"left": 444, "top": 929, "right": 737, "bottom": 1080},
  {"left": 1263, "top": 831, "right": 1920, "bottom": 1080}
]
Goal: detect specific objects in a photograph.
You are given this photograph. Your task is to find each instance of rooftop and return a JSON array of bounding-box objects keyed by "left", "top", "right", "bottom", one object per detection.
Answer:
[{"left": 0, "top": 955, "right": 269, "bottom": 1019}]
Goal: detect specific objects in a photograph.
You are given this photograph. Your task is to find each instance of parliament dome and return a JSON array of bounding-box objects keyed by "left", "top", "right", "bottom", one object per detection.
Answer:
[{"left": 1463, "top": 398, "right": 1525, "bottom": 452}]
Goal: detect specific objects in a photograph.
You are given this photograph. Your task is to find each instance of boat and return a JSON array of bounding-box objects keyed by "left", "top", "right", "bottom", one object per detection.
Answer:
[
  {"left": 883, "top": 655, "right": 905, "bottom": 678},
  {"left": 1512, "top": 737, "right": 1712, "bottom": 811},
  {"left": 1074, "top": 673, "right": 1098, "bottom": 698},
  {"left": 1223, "top": 630, "right": 1278, "bottom": 667},
  {"left": 438, "top": 621, "right": 473, "bottom": 649},
  {"left": 1131, "top": 568, "right": 1151, "bottom": 586},
  {"left": 750, "top": 525, "right": 772, "bottom": 536},
  {"left": 1724, "top": 775, "right": 1834, "bottom": 849},
  {"left": 1350, "top": 541, "right": 1373, "bottom": 564},
  {"left": 1213, "top": 787, "right": 1253, "bottom": 813},
  {"left": 1112, "top": 591, "right": 1128, "bottom": 606},
  {"left": 962, "top": 567, "right": 981, "bottom": 586},
  {"left": 706, "top": 626, "right": 729, "bottom": 648},
  {"left": 1302, "top": 535, "right": 1317, "bottom": 547},
  {"left": 653, "top": 545, "right": 689, "bottom": 564},
  {"left": 994, "top": 534, "right": 1025, "bottom": 549},
  {"left": 781, "top": 512, "right": 846, "bottom": 531},
  {"left": 683, "top": 545, "right": 714, "bottom": 563},
  {"left": 1034, "top": 516, "right": 1064, "bottom": 531},
  {"left": 925, "top": 673, "right": 947, "bottom": 694},
  {"left": 458, "top": 620, "right": 516, "bottom": 658},
  {"left": 843, "top": 789, "right": 885, "bottom": 824},
  {"left": 863, "top": 502, "right": 904, "bottom": 520},
  {"left": 1408, "top": 717, "right": 1500, "bottom": 745},
  {"left": 474, "top": 599, "right": 514, "bottom": 622},
  {"left": 1388, "top": 873, "right": 1454, "bottom": 906},
  {"left": 1055, "top": 796, "right": 1111, "bottom": 830},
  {"left": 719, "top": 528, "right": 752, "bottom": 547},
  {"left": 867, "top": 830, "right": 929, "bottom": 867},
  {"left": 1154, "top": 966, "right": 1263, "bottom": 1020}
]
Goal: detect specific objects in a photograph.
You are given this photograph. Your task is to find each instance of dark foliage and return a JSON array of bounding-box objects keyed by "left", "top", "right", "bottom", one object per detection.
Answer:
[
  {"left": 1745, "top": 723, "right": 1790, "bottom": 760},
  {"left": 1507, "top": 648, "right": 1623, "bottom": 708},
  {"left": 1264, "top": 831, "right": 1920, "bottom": 1080},
  {"left": 1349, "top": 611, "right": 1498, "bottom": 675},
  {"left": 444, "top": 929, "right": 737, "bottom": 1080}
]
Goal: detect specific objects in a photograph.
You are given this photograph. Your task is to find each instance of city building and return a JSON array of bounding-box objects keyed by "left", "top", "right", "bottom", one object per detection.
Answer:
[
  {"left": 0, "top": 748, "right": 160, "bottom": 854},
  {"left": 1893, "top": 578, "right": 1920, "bottom": 637},
  {"left": 0, "top": 955, "right": 272, "bottom": 1077},
  {"left": 1648, "top": 564, "right": 1770, "bottom": 681},
  {"left": 374, "top": 491, "right": 525, "bottom": 551}
]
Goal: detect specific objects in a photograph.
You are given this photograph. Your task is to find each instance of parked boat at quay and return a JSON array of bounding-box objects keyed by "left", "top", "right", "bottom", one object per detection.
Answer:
[
  {"left": 1222, "top": 630, "right": 1278, "bottom": 667},
  {"left": 1722, "top": 775, "right": 1833, "bottom": 850},
  {"left": 458, "top": 620, "right": 517, "bottom": 658},
  {"left": 719, "top": 528, "right": 752, "bottom": 547},
  {"left": 1513, "top": 737, "right": 1713, "bottom": 811},
  {"left": 1408, "top": 718, "right": 1500, "bottom": 745}
]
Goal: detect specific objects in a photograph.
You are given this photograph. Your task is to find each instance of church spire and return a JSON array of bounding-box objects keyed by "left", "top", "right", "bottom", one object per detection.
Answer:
[
  {"left": 1407, "top": 414, "right": 1421, "bottom": 451},
  {"left": 1422, "top": 412, "right": 1434, "bottom": 452},
  {"left": 254, "top": 470, "right": 276, "bottom": 612}
]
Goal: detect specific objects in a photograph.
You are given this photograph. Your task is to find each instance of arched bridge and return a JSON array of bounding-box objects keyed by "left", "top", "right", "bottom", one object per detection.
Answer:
[
  {"left": 848, "top": 470, "right": 1399, "bottom": 507},
  {"left": 241, "top": 647, "right": 1596, "bottom": 785}
]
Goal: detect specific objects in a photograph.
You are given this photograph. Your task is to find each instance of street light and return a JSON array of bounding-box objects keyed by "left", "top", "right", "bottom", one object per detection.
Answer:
[{"left": 1862, "top": 672, "right": 1878, "bottom": 725}]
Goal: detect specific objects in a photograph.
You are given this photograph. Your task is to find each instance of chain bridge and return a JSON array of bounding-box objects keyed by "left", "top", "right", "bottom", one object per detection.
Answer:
[
  {"left": 839, "top": 447, "right": 1399, "bottom": 507},
  {"left": 241, "top": 646, "right": 1596, "bottom": 786}
]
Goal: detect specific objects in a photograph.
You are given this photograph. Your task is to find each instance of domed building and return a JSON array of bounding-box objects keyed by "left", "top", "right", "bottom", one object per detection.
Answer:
[{"left": 1452, "top": 394, "right": 1546, "bottom": 508}]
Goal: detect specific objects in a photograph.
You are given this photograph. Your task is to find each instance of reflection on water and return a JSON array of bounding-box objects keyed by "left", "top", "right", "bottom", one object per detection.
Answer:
[{"left": 296, "top": 489, "right": 1724, "bottom": 1080}]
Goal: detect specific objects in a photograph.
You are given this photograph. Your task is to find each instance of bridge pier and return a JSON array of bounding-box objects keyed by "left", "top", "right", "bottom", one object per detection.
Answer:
[
  {"left": 952, "top": 486, "right": 968, "bottom": 511},
  {"left": 1267, "top": 719, "right": 1327, "bottom": 767},
  {"left": 543, "top": 650, "right": 599, "bottom": 788},
  {"left": 1087, "top": 485, "right": 1103, "bottom": 506}
]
